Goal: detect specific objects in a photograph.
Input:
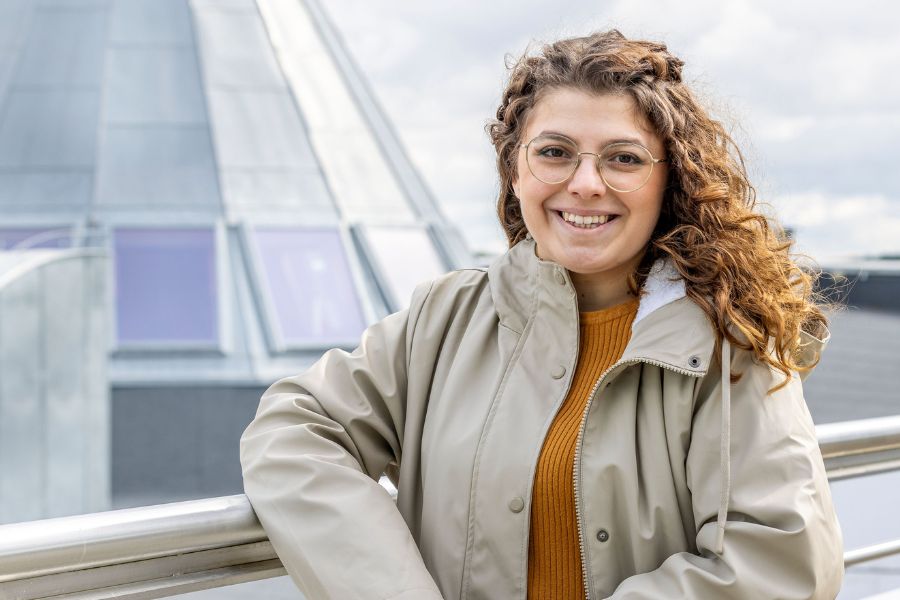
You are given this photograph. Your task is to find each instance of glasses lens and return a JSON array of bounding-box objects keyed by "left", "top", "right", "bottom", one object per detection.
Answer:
[
  {"left": 599, "top": 143, "right": 654, "bottom": 192},
  {"left": 526, "top": 135, "right": 578, "bottom": 184}
]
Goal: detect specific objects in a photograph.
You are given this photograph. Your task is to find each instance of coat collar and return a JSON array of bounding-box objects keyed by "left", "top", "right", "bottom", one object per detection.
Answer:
[{"left": 487, "top": 236, "right": 715, "bottom": 376}]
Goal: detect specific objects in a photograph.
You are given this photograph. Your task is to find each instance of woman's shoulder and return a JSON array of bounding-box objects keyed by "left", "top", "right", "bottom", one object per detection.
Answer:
[
  {"left": 432, "top": 266, "right": 490, "bottom": 292},
  {"left": 405, "top": 267, "right": 492, "bottom": 327},
  {"left": 411, "top": 267, "right": 490, "bottom": 307}
]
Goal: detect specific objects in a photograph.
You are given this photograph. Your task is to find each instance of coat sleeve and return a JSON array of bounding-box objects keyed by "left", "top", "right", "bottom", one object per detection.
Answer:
[
  {"left": 607, "top": 348, "right": 844, "bottom": 599},
  {"left": 239, "top": 280, "right": 444, "bottom": 600}
]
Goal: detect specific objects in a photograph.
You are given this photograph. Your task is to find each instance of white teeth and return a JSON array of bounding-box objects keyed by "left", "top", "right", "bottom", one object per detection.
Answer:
[{"left": 560, "top": 211, "right": 612, "bottom": 227}]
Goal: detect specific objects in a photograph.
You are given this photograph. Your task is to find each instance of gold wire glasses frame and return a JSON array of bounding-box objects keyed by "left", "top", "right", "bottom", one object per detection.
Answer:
[{"left": 520, "top": 135, "right": 667, "bottom": 193}]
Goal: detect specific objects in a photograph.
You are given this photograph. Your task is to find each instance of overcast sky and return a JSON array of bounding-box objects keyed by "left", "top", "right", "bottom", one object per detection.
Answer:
[{"left": 323, "top": 0, "right": 900, "bottom": 261}]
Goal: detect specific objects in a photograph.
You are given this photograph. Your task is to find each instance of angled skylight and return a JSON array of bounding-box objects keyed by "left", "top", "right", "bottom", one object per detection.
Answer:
[
  {"left": 113, "top": 228, "right": 218, "bottom": 346},
  {"left": 359, "top": 225, "right": 448, "bottom": 311},
  {"left": 249, "top": 227, "right": 366, "bottom": 349}
]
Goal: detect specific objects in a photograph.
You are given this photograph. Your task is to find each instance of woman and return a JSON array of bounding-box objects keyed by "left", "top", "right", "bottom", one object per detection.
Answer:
[{"left": 241, "top": 30, "right": 844, "bottom": 599}]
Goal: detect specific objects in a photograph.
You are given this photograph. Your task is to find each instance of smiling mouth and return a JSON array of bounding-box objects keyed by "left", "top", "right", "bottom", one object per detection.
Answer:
[{"left": 556, "top": 210, "right": 619, "bottom": 229}]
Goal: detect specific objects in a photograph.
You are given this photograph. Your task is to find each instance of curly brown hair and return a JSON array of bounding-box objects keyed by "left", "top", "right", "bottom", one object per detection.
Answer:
[{"left": 486, "top": 29, "right": 828, "bottom": 387}]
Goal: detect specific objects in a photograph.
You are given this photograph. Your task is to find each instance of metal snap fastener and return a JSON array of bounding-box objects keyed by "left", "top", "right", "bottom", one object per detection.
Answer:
[
  {"left": 688, "top": 355, "right": 701, "bottom": 368},
  {"left": 596, "top": 529, "right": 610, "bottom": 543},
  {"left": 555, "top": 269, "right": 566, "bottom": 285},
  {"left": 551, "top": 365, "right": 566, "bottom": 379},
  {"left": 508, "top": 497, "right": 525, "bottom": 513}
]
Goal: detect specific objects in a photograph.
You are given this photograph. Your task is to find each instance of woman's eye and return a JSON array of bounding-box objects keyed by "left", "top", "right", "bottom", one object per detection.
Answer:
[
  {"left": 537, "top": 146, "right": 571, "bottom": 159},
  {"left": 610, "top": 152, "right": 642, "bottom": 164}
]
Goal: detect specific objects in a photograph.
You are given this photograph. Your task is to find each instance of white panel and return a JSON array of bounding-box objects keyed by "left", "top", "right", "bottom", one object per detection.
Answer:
[
  {"left": 311, "top": 131, "right": 413, "bottom": 221},
  {"left": 0, "top": 272, "right": 44, "bottom": 524},
  {"left": 255, "top": 0, "right": 325, "bottom": 56},
  {"left": 82, "top": 255, "right": 110, "bottom": 512},
  {"left": 256, "top": 0, "right": 413, "bottom": 222},
  {"left": 270, "top": 47, "right": 364, "bottom": 130},
  {"left": 192, "top": 9, "right": 285, "bottom": 89},
  {"left": 0, "top": 253, "right": 109, "bottom": 521},
  {"left": 42, "top": 261, "right": 86, "bottom": 517},
  {"left": 365, "top": 227, "right": 447, "bottom": 309}
]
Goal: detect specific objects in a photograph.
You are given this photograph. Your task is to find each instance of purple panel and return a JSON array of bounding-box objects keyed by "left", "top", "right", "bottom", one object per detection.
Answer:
[
  {"left": 253, "top": 228, "right": 365, "bottom": 345},
  {"left": 114, "top": 228, "right": 217, "bottom": 344},
  {"left": 0, "top": 228, "right": 71, "bottom": 249}
]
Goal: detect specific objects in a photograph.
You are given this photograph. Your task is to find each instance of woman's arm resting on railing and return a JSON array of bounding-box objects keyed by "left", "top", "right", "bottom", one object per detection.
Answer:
[{"left": 239, "top": 281, "right": 443, "bottom": 600}]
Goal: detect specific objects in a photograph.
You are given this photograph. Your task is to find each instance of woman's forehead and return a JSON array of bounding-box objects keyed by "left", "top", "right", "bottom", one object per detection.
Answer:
[{"left": 525, "top": 88, "right": 661, "bottom": 148}]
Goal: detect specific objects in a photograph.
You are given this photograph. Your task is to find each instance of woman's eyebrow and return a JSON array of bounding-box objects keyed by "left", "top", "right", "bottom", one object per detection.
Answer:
[
  {"left": 536, "top": 130, "right": 578, "bottom": 143},
  {"left": 537, "top": 129, "right": 648, "bottom": 147}
]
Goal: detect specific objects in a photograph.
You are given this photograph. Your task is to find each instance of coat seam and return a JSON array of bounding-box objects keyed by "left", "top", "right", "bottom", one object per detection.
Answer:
[{"left": 405, "top": 279, "right": 436, "bottom": 376}]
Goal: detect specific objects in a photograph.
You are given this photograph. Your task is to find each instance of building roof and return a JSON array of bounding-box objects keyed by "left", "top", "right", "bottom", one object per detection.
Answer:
[
  {"left": 0, "top": 0, "right": 472, "bottom": 385},
  {"left": 804, "top": 307, "right": 900, "bottom": 424}
]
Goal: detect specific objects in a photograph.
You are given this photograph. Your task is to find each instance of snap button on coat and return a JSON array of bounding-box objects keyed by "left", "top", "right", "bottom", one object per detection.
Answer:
[
  {"left": 596, "top": 529, "right": 610, "bottom": 543},
  {"left": 555, "top": 269, "right": 566, "bottom": 285},
  {"left": 508, "top": 497, "right": 525, "bottom": 513},
  {"left": 688, "top": 355, "right": 701, "bottom": 368},
  {"left": 551, "top": 365, "right": 566, "bottom": 379}
]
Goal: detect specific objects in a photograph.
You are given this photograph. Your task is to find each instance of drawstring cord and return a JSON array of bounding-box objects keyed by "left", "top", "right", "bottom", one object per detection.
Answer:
[{"left": 715, "top": 339, "right": 732, "bottom": 555}]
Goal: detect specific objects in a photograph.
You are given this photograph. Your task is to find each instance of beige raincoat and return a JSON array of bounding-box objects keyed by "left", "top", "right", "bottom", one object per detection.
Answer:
[{"left": 240, "top": 237, "right": 844, "bottom": 599}]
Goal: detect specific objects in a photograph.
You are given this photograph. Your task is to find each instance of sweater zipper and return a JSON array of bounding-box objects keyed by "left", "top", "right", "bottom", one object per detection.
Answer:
[{"left": 573, "top": 357, "right": 700, "bottom": 599}]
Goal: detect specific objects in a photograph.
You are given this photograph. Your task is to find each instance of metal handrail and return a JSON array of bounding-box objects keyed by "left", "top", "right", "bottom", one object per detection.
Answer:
[
  {"left": 818, "top": 415, "right": 900, "bottom": 480},
  {"left": 1, "top": 415, "right": 898, "bottom": 599}
]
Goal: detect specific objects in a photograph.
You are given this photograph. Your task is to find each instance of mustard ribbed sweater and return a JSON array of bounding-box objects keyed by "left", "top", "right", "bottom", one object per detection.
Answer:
[{"left": 527, "top": 299, "right": 638, "bottom": 600}]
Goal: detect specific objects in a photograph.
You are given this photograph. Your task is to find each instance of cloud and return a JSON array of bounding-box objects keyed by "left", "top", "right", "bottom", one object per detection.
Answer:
[
  {"left": 322, "top": 0, "right": 900, "bottom": 257},
  {"left": 773, "top": 191, "right": 900, "bottom": 259}
]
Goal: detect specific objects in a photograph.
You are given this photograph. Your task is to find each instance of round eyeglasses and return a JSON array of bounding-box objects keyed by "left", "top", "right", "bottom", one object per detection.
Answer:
[{"left": 520, "top": 134, "right": 667, "bottom": 193}]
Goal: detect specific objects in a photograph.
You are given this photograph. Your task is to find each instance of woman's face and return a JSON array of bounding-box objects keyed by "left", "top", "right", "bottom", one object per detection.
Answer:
[{"left": 513, "top": 88, "right": 667, "bottom": 284}]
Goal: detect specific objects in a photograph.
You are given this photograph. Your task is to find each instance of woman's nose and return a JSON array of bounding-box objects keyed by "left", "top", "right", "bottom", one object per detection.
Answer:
[{"left": 566, "top": 154, "right": 608, "bottom": 198}]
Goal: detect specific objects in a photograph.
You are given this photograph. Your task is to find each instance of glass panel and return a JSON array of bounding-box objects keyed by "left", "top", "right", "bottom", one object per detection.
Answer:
[
  {"left": 114, "top": 228, "right": 217, "bottom": 345},
  {"left": 206, "top": 90, "right": 316, "bottom": 169},
  {"left": 364, "top": 226, "right": 447, "bottom": 309},
  {"left": 109, "top": 0, "right": 194, "bottom": 46},
  {"left": 13, "top": 7, "right": 107, "bottom": 87},
  {"left": 105, "top": 47, "right": 207, "bottom": 125},
  {"left": 0, "top": 90, "right": 100, "bottom": 168},
  {"left": 0, "top": 172, "right": 93, "bottom": 209},
  {"left": 252, "top": 228, "right": 366, "bottom": 346},
  {"left": 0, "top": 228, "right": 71, "bottom": 249},
  {"left": 96, "top": 127, "right": 219, "bottom": 207},
  {"left": 192, "top": 10, "right": 284, "bottom": 88}
]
